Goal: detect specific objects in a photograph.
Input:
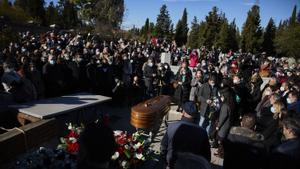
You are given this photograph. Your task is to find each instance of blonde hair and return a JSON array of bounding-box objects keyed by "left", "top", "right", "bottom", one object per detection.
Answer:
[{"left": 272, "top": 101, "right": 285, "bottom": 120}]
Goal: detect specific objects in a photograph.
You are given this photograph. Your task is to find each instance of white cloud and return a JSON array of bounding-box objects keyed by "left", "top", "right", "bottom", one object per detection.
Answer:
[{"left": 243, "top": 2, "right": 255, "bottom": 6}]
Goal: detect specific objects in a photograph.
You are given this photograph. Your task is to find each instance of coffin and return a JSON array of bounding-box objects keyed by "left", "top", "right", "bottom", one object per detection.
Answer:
[{"left": 131, "top": 95, "right": 171, "bottom": 129}]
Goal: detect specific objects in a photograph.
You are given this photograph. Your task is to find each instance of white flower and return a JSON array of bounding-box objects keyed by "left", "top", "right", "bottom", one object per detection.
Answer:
[
  {"left": 67, "top": 123, "right": 73, "bottom": 130},
  {"left": 121, "top": 161, "right": 128, "bottom": 168},
  {"left": 111, "top": 152, "right": 119, "bottom": 160},
  {"left": 69, "top": 137, "right": 77, "bottom": 143},
  {"left": 124, "top": 144, "right": 129, "bottom": 150},
  {"left": 133, "top": 142, "right": 141, "bottom": 150},
  {"left": 135, "top": 153, "right": 145, "bottom": 160}
]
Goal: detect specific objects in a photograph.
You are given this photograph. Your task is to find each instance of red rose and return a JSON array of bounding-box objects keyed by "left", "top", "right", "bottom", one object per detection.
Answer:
[
  {"left": 117, "top": 146, "right": 125, "bottom": 155},
  {"left": 116, "top": 135, "right": 126, "bottom": 145},
  {"left": 68, "top": 130, "right": 79, "bottom": 138},
  {"left": 67, "top": 142, "right": 79, "bottom": 153}
]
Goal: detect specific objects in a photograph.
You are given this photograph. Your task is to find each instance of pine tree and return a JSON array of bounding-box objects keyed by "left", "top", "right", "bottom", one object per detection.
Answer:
[
  {"left": 297, "top": 10, "right": 300, "bottom": 23},
  {"left": 140, "top": 18, "right": 150, "bottom": 42},
  {"left": 187, "top": 16, "right": 200, "bottom": 49},
  {"left": 215, "top": 20, "right": 231, "bottom": 52},
  {"left": 14, "top": 0, "right": 28, "bottom": 11},
  {"left": 15, "top": 0, "right": 46, "bottom": 24},
  {"left": 155, "top": 4, "right": 172, "bottom": 39},
  {"left": 197, "top": 21, "right": 206, "bottom": 47},
  {"left": 203, "top": 6, "right": 223, "bottom": 49},
  {"left": 262, "top": 18, "right": 276, "bottom": 55},
  {"left": 29, "top": 0, "right": 46, "bottom": 24},
  {"left": 58, "top": 0, "right": 78, "bottom": 28},
  {"left": 275, "top": 6, "right": 300, "bottom": 59},
  {"left": 45, "top": 1, "right": 60, "bottom": 26},
  {"left": 175, "top": 8, "right": 188, "bottom": 46},
  {"left": 149, "top": 22, "right": 155, "bottom": 36},
  {"left": 289, "top": 5, "right": 297, "bottom": 26},
  {"left": 241, "top": 4, "right": 262, "bottom": 53},
  {"left": 228, "top": 19, "right": 239, "bottom": 51}
]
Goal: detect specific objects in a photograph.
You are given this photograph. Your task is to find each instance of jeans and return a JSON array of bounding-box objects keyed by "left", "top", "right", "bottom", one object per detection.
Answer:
[{"left": 199, "top": 115, "right": 211, "bottom": 134}]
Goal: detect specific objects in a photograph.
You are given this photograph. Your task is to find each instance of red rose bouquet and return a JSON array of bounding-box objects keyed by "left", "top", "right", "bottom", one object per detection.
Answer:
[
  {"left": 57, "top": 123, "right": 83, "bottom": 154},
  {"left": 111, "top": 130, "right": 153, "bottom": 169}
]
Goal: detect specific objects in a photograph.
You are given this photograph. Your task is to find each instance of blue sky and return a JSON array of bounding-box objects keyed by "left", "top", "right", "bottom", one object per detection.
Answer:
[{"left": 46, "top": 0, "right": 299, "bottom": 30}]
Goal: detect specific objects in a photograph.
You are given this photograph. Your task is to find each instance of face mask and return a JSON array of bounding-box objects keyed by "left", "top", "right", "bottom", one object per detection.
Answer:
[
  {"left": 287, "top": 98, "right": 292, "bottom": 104},
  {"left": 270, "top": 107, "right": 276, "bottom": 113},
  {"left": 148, "top": 63, "right": 153, "bottom": 67},
  {"left": 123, "top": 57, "right": 127, "bottom": 60},
  {"left": 210, "top": 83, "right": 215, "bottom": 87},
  {"left": 49, "top": 60, "right": 55, "bottom": 65},
  {"left": 158, "top": 67, "right": 163, "bottom": 70},
  {"left": 164, "top": 66, "right": 168, "bottom": 69},
  {"left": 233, "top": 79, "right": 240, "bottom": 84},
  {"left": 280, "top": 86, "right": 285, "bottom": 92}
]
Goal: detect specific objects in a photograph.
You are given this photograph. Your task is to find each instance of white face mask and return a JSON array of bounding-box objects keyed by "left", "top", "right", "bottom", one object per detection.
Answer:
[
  {"left": 280, "top": 86, "right": 285, "bottom": 92},
  {"left": 49, "top": 60, "right": 55, "bottom": 65},
  {"left": 233, "top": 79, "right": 240, "bottom": 84},
  {"left": 148, "top": 63, "right": 153, "bottom": 67},
  {"left": 287, "top": 98, "right": 293, "bottom": 104},
  {"left": 270, "top": 107, "right": 276, "bottom": 113},
  {"left": 164, "top": 65, "right": 168, "bottom": 69}
]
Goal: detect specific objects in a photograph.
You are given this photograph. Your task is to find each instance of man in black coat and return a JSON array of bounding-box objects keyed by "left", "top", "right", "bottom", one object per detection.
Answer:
[
  {"left": 143, "top": 58, "right": 157, "bottom": 98},
  {"left": 197, "top": 75, "right": 218, "bottom": 130},
  {"left": 161, "top": 101, "right": 211, "bottom": 169},
  {"left": 223, "top": 113, "right": 266, "bottom": 169},
  {"left": 268, "top": 117, "right": 300, "bottom": 169}
]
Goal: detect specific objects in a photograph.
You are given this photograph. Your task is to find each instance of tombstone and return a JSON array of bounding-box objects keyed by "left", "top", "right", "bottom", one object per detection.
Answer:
[{"left": 161, "top": 52, "right": 171, "bottom": 65}]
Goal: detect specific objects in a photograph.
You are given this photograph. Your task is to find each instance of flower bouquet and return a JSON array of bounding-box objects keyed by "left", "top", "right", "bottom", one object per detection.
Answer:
[
  {"left": 57, "top": 123, "right": 83, "bottom": 154},
  {"left": 111, "top": 130, "right": 153, "bottom": 169}
]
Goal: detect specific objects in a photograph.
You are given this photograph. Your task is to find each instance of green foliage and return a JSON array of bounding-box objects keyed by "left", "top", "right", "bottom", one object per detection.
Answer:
[
  {"left": 140, "top": 18, "right": 150, "bottom": 42},
  {"left": 0, "top": 1, "right": 32, "bottom": 23},
  {"left": 215, "top": 20, "right": 231, "bottom": 52},
  {"left": 289, "top": 5, "right": 297, "bottom": 26},
  {"left": 0, "top": 27, "right": 19, "bottom": 50},
  {"left": 58, "top": 0, "right": 79, "bottom": 29},
  {"left": 203, "top": 7, "right": 225, "bottom": 48},
  {"left": 175, "top": 8, "right": 188, "bottom": 46},
  {"left": 45, "top": 1, "right": 60, "bottom": 26},
  {"left": 155, "top": 4, "right": 172, "bottom": 39},
  {"left": 262, "top": 18, "right": 276, "bottom": 55},
  {"left": 187, "top": 16, "right": 200, "bottom": 49},
  {"left": 241, "top": 5, "right": 262, "bottom": 53},
  {"left": 14, "top": 0, "right": 46, "bottom": 25},
  {"left": 275, "top": 6, "right": 300, "bottom": 59}
]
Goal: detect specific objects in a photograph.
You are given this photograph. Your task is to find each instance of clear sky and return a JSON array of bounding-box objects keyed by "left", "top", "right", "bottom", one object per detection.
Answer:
[{"left": 46, "top": 0, "right": 299, "bottom": 30}]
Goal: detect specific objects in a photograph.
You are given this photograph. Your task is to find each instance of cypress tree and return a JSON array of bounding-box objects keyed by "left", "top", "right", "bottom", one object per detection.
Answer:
[
  {"left": 155, "top": 4, "right": 172, "bottom": 39},
  {"left": 187, "top": 16, "right": 200, "bottom": 49},
  {"left": 262, "top": 18, "right": 276, "bottom": 55},
  {"left": 175, "top": 8, "right": 188, "bottom": 46},
  {"left": 241, "top": 4, "right": 262, "bottom": 53}
]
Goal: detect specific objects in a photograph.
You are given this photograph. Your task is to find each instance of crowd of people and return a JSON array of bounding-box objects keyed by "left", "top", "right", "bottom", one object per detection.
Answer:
[{"left": 1, "top": 30, "right": 300, "bottom": 169}]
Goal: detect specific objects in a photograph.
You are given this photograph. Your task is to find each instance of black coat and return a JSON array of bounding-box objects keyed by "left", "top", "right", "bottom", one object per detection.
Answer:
[
  {"left": 224, "top": 127, "right": 266, "bottom": 169},
  {"left": 161, "top": 118, "right": 211, "bottom": 167},
  {"left": 197, "top": 83, "right": 218, "bottom": 116},
  {"left": 217, "top": 103, "right": 232, "bottom": 139},
  {"left": 174, "top": 68, "right": 192, "bottom": 104},
  {"left": 269, "top": 138, "right": 300, "bottom": 169}
]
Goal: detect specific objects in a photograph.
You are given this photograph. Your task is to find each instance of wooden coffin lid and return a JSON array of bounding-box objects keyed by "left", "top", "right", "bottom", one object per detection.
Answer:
[{"left": 131, "top": 95, "right": 171, "bottom": 129}]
